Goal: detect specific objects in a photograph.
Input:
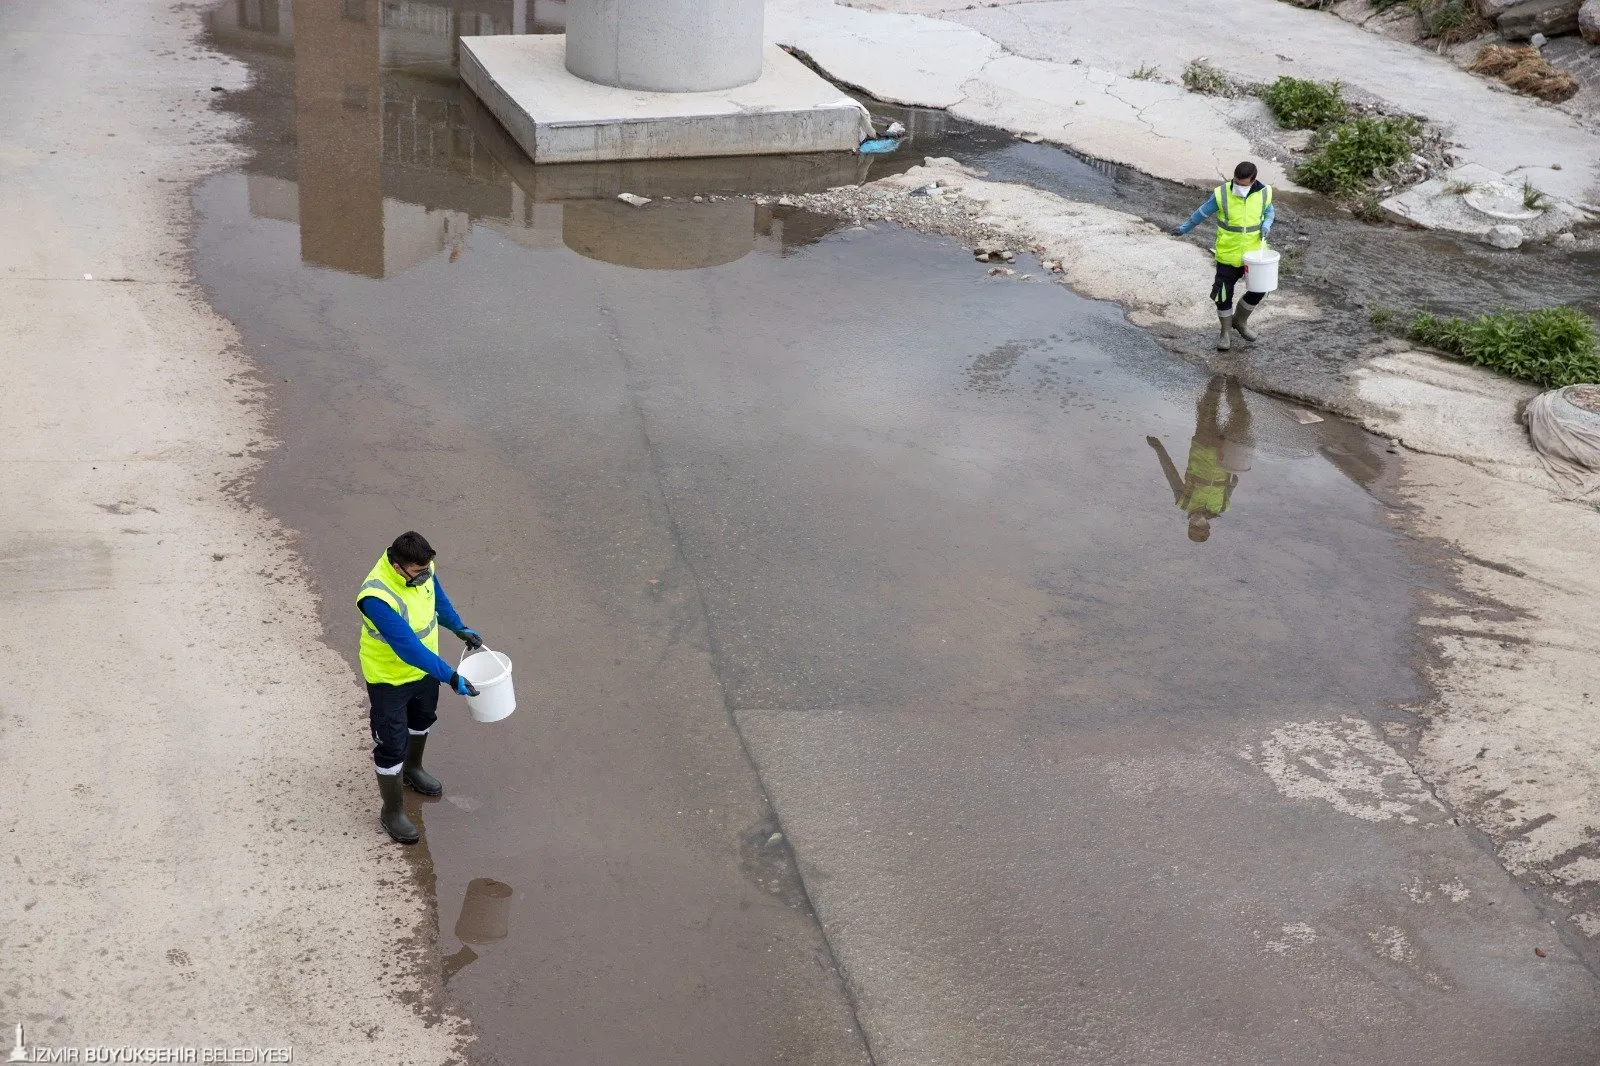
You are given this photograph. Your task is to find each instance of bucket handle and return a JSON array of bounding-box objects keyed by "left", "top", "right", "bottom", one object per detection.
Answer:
[{"left": 457, "top": 643, "right": 511, "bottom": 687}]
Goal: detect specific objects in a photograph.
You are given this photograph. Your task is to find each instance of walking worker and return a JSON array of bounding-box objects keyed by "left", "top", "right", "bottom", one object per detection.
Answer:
[
  {"left": 1174, "top": 161, "right": 1275, "bottom": 351},
  {"left": 357, "top": 531, "right": 486, "bottom": 844}
]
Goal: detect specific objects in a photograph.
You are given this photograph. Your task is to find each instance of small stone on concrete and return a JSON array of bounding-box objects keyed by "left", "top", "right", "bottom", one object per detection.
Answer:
[
  {"left": 617, "top": 192, "right": 652, "bottom": 207},
  {"left": 1485, "top": 224, "right": 1525, "bottom": 249}
]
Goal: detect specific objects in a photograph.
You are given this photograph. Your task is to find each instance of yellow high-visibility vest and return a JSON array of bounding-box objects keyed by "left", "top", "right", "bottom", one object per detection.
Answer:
[
  {"left": 1181, "top": 442, "right": 1232, "bottom": 516},
  {"left": 1212, "top": 183, "right": 1272, "bottom": 267},
  {"left": 356, "top": 552, "right": 439, "bottom": 686}
]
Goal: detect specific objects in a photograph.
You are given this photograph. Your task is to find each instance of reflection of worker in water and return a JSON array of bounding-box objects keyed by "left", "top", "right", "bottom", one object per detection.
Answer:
[
  {"left": 357, "top": 531, "right": 487, "bottom": 844},
  {"left": 1147, "top": 376, "right": 1254, "bottom": 542},
  {"left": 1174, "top": 160, "right": 1275, "bottom": 351}
]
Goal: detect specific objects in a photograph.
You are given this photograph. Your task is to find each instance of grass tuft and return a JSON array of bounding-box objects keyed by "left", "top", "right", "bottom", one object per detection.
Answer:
[
  {"left": 1259, "top": 77, "right": 1348, "bottom": 129},
  {"left": 1407, "top": 307, "right": 1600, "bottom": 388},
  {"left": 1130, "top": 63, "right": 1161, "bottom": 81},
  {"left": 1183, "top": 59, "right": 1229, "bottom": 95},
  {"left": 1294, "top": 116, "right": 1422, "bottom": 197},
  {"left": 1469, "top": 44, "right": 1580, "bottom": 102},
  {"left": 1413, "top": 0, "right": 1488, "bottom": 43}
]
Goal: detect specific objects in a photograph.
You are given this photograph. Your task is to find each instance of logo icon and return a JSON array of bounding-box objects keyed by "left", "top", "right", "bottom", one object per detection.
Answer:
[{"left": 7, "top": 1022, "right": 26, "bottom": 1063}]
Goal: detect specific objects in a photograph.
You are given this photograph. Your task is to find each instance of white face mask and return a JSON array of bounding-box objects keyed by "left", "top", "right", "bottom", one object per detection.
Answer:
[{"left": 1233, "top": 182, "right": 1253, "bottom": 198}]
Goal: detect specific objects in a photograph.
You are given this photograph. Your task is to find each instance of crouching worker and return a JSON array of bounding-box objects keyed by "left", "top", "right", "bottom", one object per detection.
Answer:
[
  {"left": 357, "top": 531, "right": 486, "bottom": 844},
  {"left": 1175, "top": 160, "right": 1275, "bottom": 351}
]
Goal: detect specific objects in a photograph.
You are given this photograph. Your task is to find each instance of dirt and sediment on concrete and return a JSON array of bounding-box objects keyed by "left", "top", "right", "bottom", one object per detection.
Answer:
[{"left": 0, "top": 1, "right": 468, "bottom": 1059}]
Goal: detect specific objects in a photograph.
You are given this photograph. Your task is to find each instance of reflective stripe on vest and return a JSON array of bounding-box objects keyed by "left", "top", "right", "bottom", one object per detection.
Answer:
[
  {"left": 1212, "top": 184, "right": 1271, "bottom": 268},
  {"left": 356, "top": 554, "right": 440, "bottom": 686},
  {"left": 357, "top": 579, "right": 438, "bottom": 645}
]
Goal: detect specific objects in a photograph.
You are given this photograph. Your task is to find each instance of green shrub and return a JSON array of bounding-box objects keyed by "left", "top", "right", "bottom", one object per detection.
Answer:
[
  {"left": 1407, "top": 307, "right": 1600, "bottom": 388},
  {"left": 1294, "top": 116, "right": 1422, "bottom": 196},
  {"left": 1183, "top": 59, "right": 1229, "bottom": 95},
  {"left": 1260, "top": 77, "right": 1348, "bottom": 129}
]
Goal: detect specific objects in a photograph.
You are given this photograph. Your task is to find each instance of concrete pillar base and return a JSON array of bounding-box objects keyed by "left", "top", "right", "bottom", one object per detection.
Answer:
[{"left": 461, "top": 35, "right": 869, "bottom": 164}]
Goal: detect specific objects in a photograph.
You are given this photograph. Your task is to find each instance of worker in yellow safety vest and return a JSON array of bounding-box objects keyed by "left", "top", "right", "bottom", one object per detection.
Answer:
[
  {"left": 1146, "top": 376, "right": 1255, "bottom": 543},
  {"left": 1174, "top": 161, "right": 1275, "bottom": 351},
  {"left": 357, "top": 531, "right": 487, "bottom": 844}
]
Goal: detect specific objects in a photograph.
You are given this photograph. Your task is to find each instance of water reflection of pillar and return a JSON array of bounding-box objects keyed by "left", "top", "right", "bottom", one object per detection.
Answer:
[
  {"left": 562, "top": 200, "right": 755, "bottom": 269},
  {"left": 292, "top": 0, "right": 383, "bottom": 276},
  {"left": 454, "top": 877, "right": 514, "bottom": 943}
]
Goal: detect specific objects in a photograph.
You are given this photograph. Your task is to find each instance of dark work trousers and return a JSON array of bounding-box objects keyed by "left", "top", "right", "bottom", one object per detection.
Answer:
[
  {"left": 1211, "top": 261, "right": 1266, "bottom": 313},
  {"left": 368, "top": 676, "right": 440, "bottom": 772}
]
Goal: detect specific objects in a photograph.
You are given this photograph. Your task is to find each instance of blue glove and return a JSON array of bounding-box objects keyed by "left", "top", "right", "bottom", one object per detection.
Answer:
[
  {"left": 449, "top": 672, "right": 479, "bottom": 697},
  {"left": 454, "top": 627, "right": 484, "bottom": 651},
  {"left": 1173, "top": 223, "right": 1190, "bottom": 236}
]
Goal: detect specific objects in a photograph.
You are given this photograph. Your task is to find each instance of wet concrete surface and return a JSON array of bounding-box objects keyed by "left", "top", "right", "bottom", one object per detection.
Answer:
[{"left": 198, "top": 4, "right": 1600, "bottom": 1062}]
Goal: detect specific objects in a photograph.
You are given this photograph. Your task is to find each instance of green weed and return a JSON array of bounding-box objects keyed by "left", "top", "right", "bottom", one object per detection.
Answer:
[
  {"left": 1351, "top": 191, "right": 1387, "bottom": 223},
  {"left": 1414, "top": 0, "right": 1488, "bottom": 43},
  {"left": 1130, "top": 63, "right": 1161, "bottom": 81},
  {"left": 1259, "top": 77, "right": 1348, "bottom": 129},
  {"left": 1407, "top": 307, "right": 1600, "bottom": 388},
  {"left": 1444, "top": 179, "right": 1478, "bottom": 195},
  {"left": 1522, "top": 179, "right": 1549, "bottom": 211},
  {"left": 1183, "top": 59, "right": 1229, "bottom": 96},
  {"left": 1370, "top": 307, "right": 1396, "bottom": 328},
  {"left": 1294, "top": 116, "right": 1422, "bottom": 197}
]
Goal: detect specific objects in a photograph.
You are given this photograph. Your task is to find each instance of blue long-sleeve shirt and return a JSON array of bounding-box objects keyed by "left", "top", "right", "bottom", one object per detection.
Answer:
[
  {"left": 1176, "top": 185, "right": 1275, "bottom": 237},
  {"left": 358, "top": 576, "right": 469, "bottom": 684}
]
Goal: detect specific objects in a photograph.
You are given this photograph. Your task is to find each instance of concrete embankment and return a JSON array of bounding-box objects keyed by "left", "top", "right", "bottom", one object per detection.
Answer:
[{"left": 0, "top": 2, "right": 466, "bottom": 1059}]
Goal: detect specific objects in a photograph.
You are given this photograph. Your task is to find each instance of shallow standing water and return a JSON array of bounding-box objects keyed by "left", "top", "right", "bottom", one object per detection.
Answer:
[{"left": 195, "top": 4, "right": 1600, "bottom": 1063}]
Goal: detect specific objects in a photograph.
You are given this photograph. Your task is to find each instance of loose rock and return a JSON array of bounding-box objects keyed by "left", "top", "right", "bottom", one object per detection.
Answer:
[
  {"left": 1485, "top": 223, "right": 1525, "bottom": 249},
  {"left": 617, "top": 192, "right": 651, "bottom": 208},
  {"left": 1582, "top": 0, "right": 1600, "bottom": 42}
]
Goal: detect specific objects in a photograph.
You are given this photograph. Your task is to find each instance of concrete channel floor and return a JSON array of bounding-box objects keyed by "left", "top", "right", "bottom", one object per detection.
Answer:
[
  {"left": 194, "top": 132, "right": 1600, "bottom": 1066},
  {"left": 191, "top": 7, "right": 1600, "bottom": 1065}
]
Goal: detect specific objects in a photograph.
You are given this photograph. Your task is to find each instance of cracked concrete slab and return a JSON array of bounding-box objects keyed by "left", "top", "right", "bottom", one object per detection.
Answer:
[
  {"left": 771, "top": 0, "right": 1001, "bottom": 107},
  {"left": 938, "top": 0, "right": 1600, "bottom": 202},
  {"left": 771, "top": 0, "right": 1291, "bottom": 187}
]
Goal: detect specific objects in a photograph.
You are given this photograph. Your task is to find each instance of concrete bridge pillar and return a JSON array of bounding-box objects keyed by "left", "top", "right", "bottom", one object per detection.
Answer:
[{"left": 564, "top": 0, "right": 765, "bottom": 93}]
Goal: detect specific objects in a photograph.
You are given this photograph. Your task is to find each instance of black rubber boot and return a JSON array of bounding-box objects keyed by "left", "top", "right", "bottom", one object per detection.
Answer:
[
  {"left": 1233, "top": 299, "right": 1260, "bottom": 343},
  {"left": 403, "top": 733, "right": 442, "bottom": 797},
  {"left": 1216, "top": 311, "right": 1233, "bottom": 351},
  {"left": 377, "top": 772, "right": 420, "bottom": 844}
]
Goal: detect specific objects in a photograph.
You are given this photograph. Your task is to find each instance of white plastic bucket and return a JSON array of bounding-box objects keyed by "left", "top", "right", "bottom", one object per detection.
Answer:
[
  {"left": 457, "top": 647, "right": 516, "bottom": 723},
  {"left": 1243, "top": 248, "right": 1280, "bottom": 293}
]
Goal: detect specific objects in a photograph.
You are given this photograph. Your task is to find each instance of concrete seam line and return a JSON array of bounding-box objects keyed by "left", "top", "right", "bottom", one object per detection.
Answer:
[{"left": 588, "top": 280, "right": 882, "bottom": 1066}]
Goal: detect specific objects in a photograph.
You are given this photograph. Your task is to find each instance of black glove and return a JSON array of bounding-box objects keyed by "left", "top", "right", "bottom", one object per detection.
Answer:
[
  {"left": 449, "top": 672, "right": 479, "bottom": 698},
  {"left": 456, "top": 627, "right": 484, "bottom": 651}
]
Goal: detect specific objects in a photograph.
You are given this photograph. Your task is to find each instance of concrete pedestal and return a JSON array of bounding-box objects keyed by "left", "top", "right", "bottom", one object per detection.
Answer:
[
  {"left": 460, "top": 34, "right": 869, "bottom": 164},
  {"left": 566, "top": 0, "right": 764, "bottom": 93}
]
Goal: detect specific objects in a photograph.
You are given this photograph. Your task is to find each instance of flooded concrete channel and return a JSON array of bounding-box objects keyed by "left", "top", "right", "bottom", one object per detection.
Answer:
[{"left": 201, "top": 4, "right": 1600, "bottom": 1063}]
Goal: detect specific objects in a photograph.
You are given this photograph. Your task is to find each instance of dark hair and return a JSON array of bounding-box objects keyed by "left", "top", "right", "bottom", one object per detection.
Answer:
[
  {"left": 387, "top": 531, "right": 436, "bottom": 567},
  {"left": 1233, "top": 161, "right": 1258, "bottom": 182}
]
